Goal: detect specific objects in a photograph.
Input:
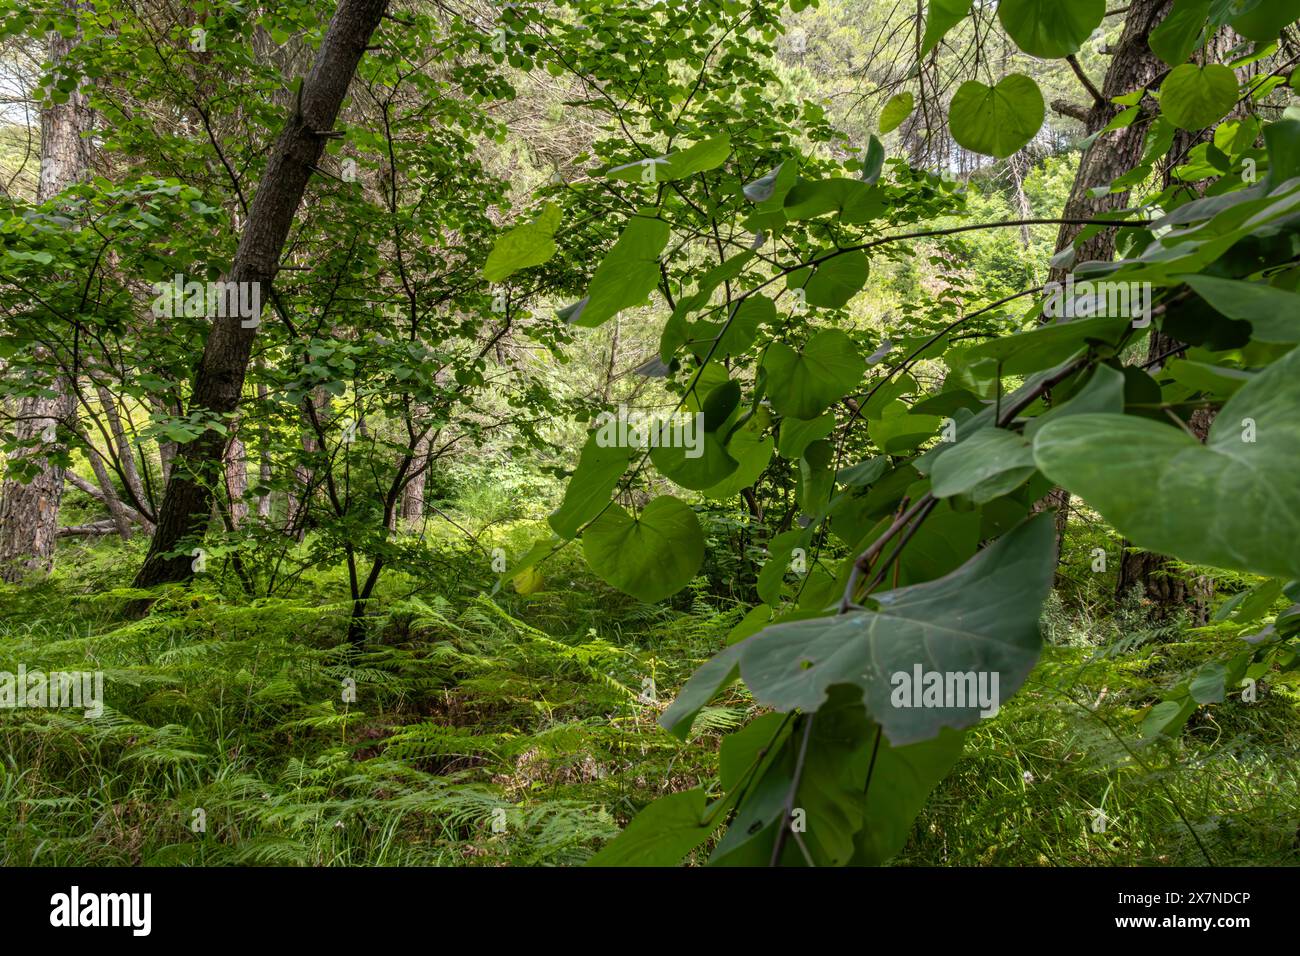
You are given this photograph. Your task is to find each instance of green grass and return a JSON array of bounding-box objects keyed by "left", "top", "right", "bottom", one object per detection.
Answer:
[{"left": 2, "top": 518, "right": 1297, "bottom": 866}]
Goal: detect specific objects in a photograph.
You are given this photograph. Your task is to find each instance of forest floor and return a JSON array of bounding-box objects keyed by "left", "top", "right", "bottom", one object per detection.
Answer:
[{"left": 2, "top": 513, "right": 1298, "bottom": 867}]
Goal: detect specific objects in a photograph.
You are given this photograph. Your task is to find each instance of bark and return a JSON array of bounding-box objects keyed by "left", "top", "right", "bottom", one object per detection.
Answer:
[
  {"left": 256, "top": 380, "right": 272, "bottom": 520},
  {"left": 66, "top": 471, "right": 152, "bottom": 531},
  {"left": 399, "top": 431, "right": 430, "bottom": 526},
  {"left": 96, "top": 383, "right": 150, "bottom": 518},
  {"left": 0, "top": 1, "right": 94, "bottom": 582},
  {"left": 133, "top": 0, "right": 390, "bottom": 588},
  {"left": 82, "top": 438, "right": 134, "bottom": 540},
  {"left": 1049, "top": 0, "right": 1174, "bottom": 280},
  {"left": 287, "top": 385, "right": 329, "bottom": 538},
  {"left": 225, "top": 434, "right": 250, "bottom": 529}
]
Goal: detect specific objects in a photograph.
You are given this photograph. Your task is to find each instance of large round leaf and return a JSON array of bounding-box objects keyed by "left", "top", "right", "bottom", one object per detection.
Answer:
[
  {"left": 1033, "top": 344, "right": 1300, "bottom": 580},
  {"left": 583, "top": 496, "right": 704, "bottom": 602},
  {"left": 997, "top": 0, "right": 1105, "bottom": 58},
  {"left": 718, "top": 513, "right": 1056, "bottom": 745},
  {"left": 948, "top": 75, "right": 1045, "bottom": 158},
  {"left": 1230, "top": 0, "right": 1300, "bottom": 42},
  {"left": 1160, "top": 64, "right": 1238, "bottom": 131},
  {"left": 763, "top": 329, "right": 864, "bottom": 419},
  {"left": 803, "top": 252, "right": 870, "bottom": 309}
]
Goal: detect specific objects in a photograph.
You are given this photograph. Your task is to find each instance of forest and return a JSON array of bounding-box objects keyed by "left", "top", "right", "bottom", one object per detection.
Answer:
[{"left": 0, "top": 0, "right": 1298, "bottom": 874}]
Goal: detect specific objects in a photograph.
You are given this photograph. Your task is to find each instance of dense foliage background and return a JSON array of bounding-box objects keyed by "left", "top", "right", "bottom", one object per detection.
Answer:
[{"left": 1, "top": 0, "right": 1298, "bottom": 866}]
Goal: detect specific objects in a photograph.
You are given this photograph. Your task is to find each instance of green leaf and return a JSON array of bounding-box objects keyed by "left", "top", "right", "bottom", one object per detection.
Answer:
[
  {"left": 1189, "top": 662, "right": 1227, "bottom": 704},
  {"left": 687, "top": 294, "right": 773, "bottom": 360},
  {"left": 606, "top": 135, "right": 731, "bottom": 183},
  {"left": 880, "top": 91, "right": 914, "bottom": 134},
  {"left": 583, "top": 496, "right": 704, "bottom": 602},
  {"left": 764, "top": 329, "right": 865, "bottom": 419},
  {"left": 728, "top": 513, "right": 1055, "bottom": 745},
  {"left": 1164, "top": 359, "right": 1252, "bottom": 398},
  {"left": 483, "top": 202, "right": 560, "bottom": 282},
  {"left": 921, "top": 0, "right": 971, "bottom": 57},
  {"left": 963, "top": 314, "right": 1130, "bottom": 376},
  {"left": 998, "top": 0, "right": 1105, "bottom": 58},
  {"left": 660, "top": 644, "right": 743, "bottom": 739},
  {"left": 743, "top": 162, "right": 796, "bottom": 203},
  {"left": 801, "top": 251, "right": 870, "bottom": 309},
  {"left": 861, "top": 134, "right": 885, "bottom": 185},
  {"left": 1149, "top": 0, "right": 1210, "bottom": 66},
  {"left": 548, "top": 431, "right": 635, "bottom": 538},
  {"left": 948, "top": 75, "right": 1045, "bottom": 158},
  {"left": 1160, "top": 64, "right": 1238, "bottom": 131},
  {"left": 854, "top": 726, "right": 966, "bottom": 865},
  {"left": 1033, "top": 345, "right": 1300, "bottom": 580},
  {"left": 757, "top": 528, "right": 812, "bottom": 606},
  {"left": 563, "top": 211, "right": 670, "bottom": 328},
  {"left": 1230, "top": 0, "right": 1300, "bottom": 42},
  {"left": 586, "top": 789, "right": 716, "bottom": 866},
  {"left": 929, "top": 427, "right": 1036, "bottom": 503},
  {"left": 651, "top": 432, "right": 738, "bottom": 489},
  {"left": 784, "top": 178, "right": 886, "bottom": 223},
  {"left": 1181, "top": 275, "right": 1300, "bottom": 343},
  {"left": 777, "top": 413, "right": 836, "bottom": 459},
  {"left": 1024, "top": 362, "right": 1125, "bottom": 439},
  {"left": 702, "top": 411, "right": 774, "bottom": 500}
]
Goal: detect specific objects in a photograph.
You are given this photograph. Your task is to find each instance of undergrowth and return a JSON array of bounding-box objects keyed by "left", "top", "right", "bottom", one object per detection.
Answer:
[{"left": 2, "top": 516, "right": 1297, "bottom": 866}]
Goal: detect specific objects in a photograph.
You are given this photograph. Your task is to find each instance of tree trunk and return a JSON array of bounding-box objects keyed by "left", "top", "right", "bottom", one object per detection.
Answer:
[
  {"left": 1050, "top": 0, "right": 1173, "bottom": 279},
  {"left": 96, "top": 383, "right": 150, "bottom": 519},
  {"left": 1037, "top": 0, "right": 1173, "bottom": 573},
  {"left": 225, "top": 434, "right": 250, "bottom": 530},
  {"left": 0, "top": 0, "right": 94, "bottom": 582},
  {"left": 399, "top": 433, "right": 430, "bottom": 527},
  {"left": 256, "top": 380, "right": 272, "bottom": 521},
  {"left": 133, "top": 0, "right": 389, "bottom": 588}
]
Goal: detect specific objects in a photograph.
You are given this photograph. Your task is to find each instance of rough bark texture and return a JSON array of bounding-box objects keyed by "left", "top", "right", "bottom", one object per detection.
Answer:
[
  {"left": 0, "top": 3, "right": 93, "bottom": 581},
  {"left": 256, "top": 380, "right": 272, "bottom": 521},
  {"left": 133, "top": 0, "right": 389, "bottom": 587},
  {"left": 225, "top": 435, "right": 249, "bottom": 530},
  {"left": 96, "top": 383, "right": 150, "bottom": 518},
  {"left": 1050, "top": 0, "right": 1174, "bottom": 280},
  {"left": 399, "top": 432, "right": 431, "bottom": 526}
]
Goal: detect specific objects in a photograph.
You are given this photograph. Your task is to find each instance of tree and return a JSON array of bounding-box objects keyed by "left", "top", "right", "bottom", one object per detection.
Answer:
[
  {"left": 0, "top": 0, "right": 93, "bottom": 581},
  {"left": 132, "top": 0, "right": 391, "bottom": 588}
]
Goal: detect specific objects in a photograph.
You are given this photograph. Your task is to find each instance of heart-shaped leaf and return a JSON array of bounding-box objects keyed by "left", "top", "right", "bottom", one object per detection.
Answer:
[
  {"left": 1160, "top": 64, "right": 1238, "bottom": 131},
  {"left": 948, "top": 75, "right": 1045, "bottom": 158},
  {"left": 880, "top": 91, "right": 914, "bottom": 134},
  {"left": 921, "top": 0, "right": 972, "bottom": 56},
  {"left": 583, "top": 496, "right": 705, "bottom": 602},
  {"left": 998, "top": 0, "right": 1105, "bottom": 58},
  {"left": 483, "top": 202, "right": 560, "bottom": 282},
  {"left": 764, "top": 329, "right": 864, "bottom": 419},
  {"left": 562, "top": 211, "right": 669, "bottom": 328}
]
